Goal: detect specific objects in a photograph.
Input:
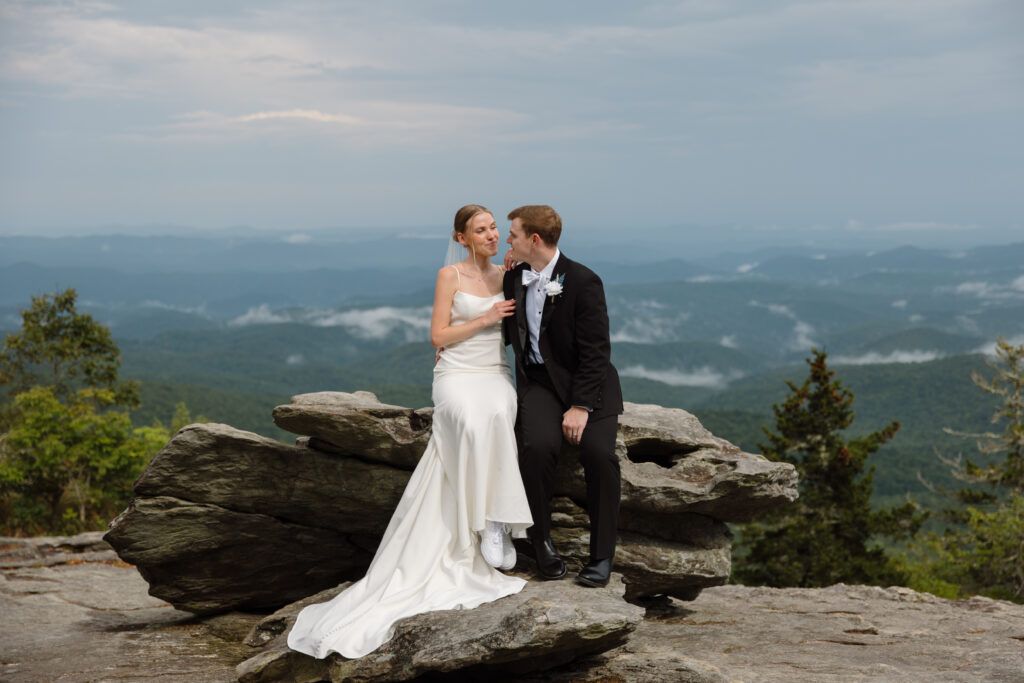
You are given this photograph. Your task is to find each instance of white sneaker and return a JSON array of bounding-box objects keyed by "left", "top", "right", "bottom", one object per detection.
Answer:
[
  {"left": 480, "top": 520, "right": 506, "bottom": 568},
  {"left": 498, "top": 524, "right": 517, "bottom": 571}
]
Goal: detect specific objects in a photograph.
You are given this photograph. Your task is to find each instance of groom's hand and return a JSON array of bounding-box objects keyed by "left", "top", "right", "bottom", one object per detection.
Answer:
[{"left": 562, "top": 406, "right": 589, "bottom": 446}]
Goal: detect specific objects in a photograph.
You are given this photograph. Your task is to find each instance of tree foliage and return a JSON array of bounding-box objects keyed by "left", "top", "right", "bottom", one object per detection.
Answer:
[
  {"left": 733, "top": 349, "right": 925, "bottom": 588},
  {"left": 1, "top": 387, "right": 168, "bottom": 533},
  {"left": 0, "top": 288, "right": 139, "bottom": 413},
  {"left": 908, "top": 337, "right": 1024, "bottom": 602},
  {"left": 0, "top": 289, "right": 165, "bottom": 535}
]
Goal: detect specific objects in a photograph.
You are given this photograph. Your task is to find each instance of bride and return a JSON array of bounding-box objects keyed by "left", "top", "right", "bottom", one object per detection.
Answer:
[{"left": 288, "top": 205, "right": 534, "bottom": 660}]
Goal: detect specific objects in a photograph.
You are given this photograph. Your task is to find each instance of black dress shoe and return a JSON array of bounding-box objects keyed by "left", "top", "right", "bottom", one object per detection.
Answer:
[
  {"left": 531, "top": 536, "right": 567, "bottom": 580},
  {"left": 576, "top": 557, "right": 612, "bottom": 587}
]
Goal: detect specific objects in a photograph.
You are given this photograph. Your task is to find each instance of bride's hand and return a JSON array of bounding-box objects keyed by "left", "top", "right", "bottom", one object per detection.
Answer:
[
  {"left": 503, "top": 249, "right": 518, "bottom": 270},
  {"left": 483, "top": 299, "right": 515, "bottom": 325}
]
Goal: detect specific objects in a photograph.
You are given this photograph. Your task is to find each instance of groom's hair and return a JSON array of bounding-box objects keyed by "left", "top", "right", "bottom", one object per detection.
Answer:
[{"left": 507, "top": 205, "right": 561, "bottom": 246}]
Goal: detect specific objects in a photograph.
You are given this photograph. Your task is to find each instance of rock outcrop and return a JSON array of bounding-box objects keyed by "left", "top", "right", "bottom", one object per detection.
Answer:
[
  {"left": 236, "top": 574, "right": 645, "bottom": 683},
  {"left": 5, "top": 543, "right": 1024, "bottom": 683},
  {"left": 105, "top": 391, "right": 798, "bottom": 614}
]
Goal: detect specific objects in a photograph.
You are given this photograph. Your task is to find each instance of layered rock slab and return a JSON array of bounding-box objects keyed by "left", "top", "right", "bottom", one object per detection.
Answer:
[
  {"left": 105, "top": 392, "right": 797, "bottom": 614},
  {"left": 105, "top": 423, "right": 402, "bottom": 613},
  {"left": 236, "top": 574, "right": 644, "bottom": 683}
]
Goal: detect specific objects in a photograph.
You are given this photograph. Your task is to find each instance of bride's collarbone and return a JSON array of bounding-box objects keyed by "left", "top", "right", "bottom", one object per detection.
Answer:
[{"left": 455, "top": 289, "right": 501, "bottom": 299}]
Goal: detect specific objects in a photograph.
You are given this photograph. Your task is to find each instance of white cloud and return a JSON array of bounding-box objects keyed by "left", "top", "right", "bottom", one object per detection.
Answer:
[
  {"left": 749, "top": 300, "right": 818, "bottom": 351},
  {"left": 229, "top": 304, "right": 292, "bottom": 326},
  {"left": 285, "top": 353, "right": 304, "bottom": 365},
  {"left": 398, "top": 232, "right": 447, "bottom": 240},
  {"left": 956, "top": 315, "right": 981, "bottom": 335},
  {"left": 720, "top": 335, "right": 738, "bottom": 348},
  {"left": 955, "top": 281, "right": 990, "bottom": 295},
  {"left": 950, "top": 277, "right": 1024, "bottom": 300},
  {"left": 892, "top": 299, "right": 908, "bottom": 309},
  {"left": 736, "top": 262, "right": 758, "bottom": 273},
  {"left": 811, "top": 253, "right": 826, "bottom": 261},
  {"left": 909, "top": 314, "right": 925, "bottom": 323},
  {"left": 620, "top": 364, "right": 742, "bottom": 389},
  {"left": 787, "top": 46, "right": 1024, "bottom": 117},
  {"left": 141, "top": 300, "right": 210, "bottom": 316},
  {"left": 875, "top": 221, "right": 978, "bottom": 232},
  {"left": 610, "top": 311, "right": 691, "bottom": 344},
  {"left": 832, "top": 350, "right": 944, "bottom": 365},
  {"left": 227, "top": 304, "right": 432, "bottom": 341},
  {"left": 312, "top": 306, "right": 431, "bottom": 340},
  {"left": 976, "top": 335, "right": 1024, "bottom": 356},
  {"left": 238, "top": 109, "right": 361, "bottom": 125},
  {"left": 282, "top": 233, "right": 312, "bottom": 244}
]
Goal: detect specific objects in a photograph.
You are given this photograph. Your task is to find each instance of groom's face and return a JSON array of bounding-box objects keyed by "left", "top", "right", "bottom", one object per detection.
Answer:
[{"left": 506, "top": 218, "right": 534, "bottom": 262}]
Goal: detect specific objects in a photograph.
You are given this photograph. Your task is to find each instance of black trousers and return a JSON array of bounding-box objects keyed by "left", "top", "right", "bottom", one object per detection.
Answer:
[{"left": 517, "top": 364, "right": 620, "bottom": 560}]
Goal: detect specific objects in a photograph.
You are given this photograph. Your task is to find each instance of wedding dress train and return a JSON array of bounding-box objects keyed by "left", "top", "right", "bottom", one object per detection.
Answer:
[{"left": 288, "top": 291, "right": 533, "bottom": 659}]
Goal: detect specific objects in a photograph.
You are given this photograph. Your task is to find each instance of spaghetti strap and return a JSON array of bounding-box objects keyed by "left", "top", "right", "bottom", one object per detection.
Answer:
[{"left": 450, "top": 265, "right": 461, "bottom": 291}]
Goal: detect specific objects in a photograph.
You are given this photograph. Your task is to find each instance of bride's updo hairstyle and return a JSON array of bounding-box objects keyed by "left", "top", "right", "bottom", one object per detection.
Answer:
[{"left": 452, "top": 204, "right": 492, "bottom": 243}]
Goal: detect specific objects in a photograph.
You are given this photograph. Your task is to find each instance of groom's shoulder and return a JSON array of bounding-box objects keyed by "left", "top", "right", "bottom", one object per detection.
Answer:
[
  {"left": 562, "top": 255, "right": 602, "bottom": 283},
  {"left": 504, "top": 262, "right": 528, "bottom": 279}
]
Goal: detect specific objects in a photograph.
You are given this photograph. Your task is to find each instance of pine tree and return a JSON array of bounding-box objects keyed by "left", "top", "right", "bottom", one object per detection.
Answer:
[
  {"left": 915, "top": 337, "right": 1024, "bottom": 602},
  {"left": 734, "top": 349, "right": 925, "bottom": 587}
]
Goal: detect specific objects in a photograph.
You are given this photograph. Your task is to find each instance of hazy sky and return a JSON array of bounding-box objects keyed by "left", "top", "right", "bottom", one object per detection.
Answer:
[{"left": 1, "top": 0, "right": 1022, "bottom": 244}]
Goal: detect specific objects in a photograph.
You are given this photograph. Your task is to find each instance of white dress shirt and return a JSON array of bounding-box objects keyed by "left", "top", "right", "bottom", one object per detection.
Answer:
[{"left": 524, "top": 248, "right": 560, "bottom": 365}]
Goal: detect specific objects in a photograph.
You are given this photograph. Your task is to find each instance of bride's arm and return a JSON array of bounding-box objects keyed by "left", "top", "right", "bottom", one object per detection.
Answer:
[{"left": 429, "top": 267, "right": 514, "bottom": 348}]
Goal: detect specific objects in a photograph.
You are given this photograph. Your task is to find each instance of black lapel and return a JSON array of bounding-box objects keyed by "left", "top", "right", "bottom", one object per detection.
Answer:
[
  {"left": 513, "top": 264, "right": 528, "bottom": 353},
  {"left": 539, "top": 253, "right": 567, "bottom": 338}
]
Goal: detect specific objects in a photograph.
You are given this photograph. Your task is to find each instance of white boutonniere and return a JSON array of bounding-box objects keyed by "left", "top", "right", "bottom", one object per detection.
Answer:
[{"left": 545, "top": 274, "right": 565, "bottom": 302}]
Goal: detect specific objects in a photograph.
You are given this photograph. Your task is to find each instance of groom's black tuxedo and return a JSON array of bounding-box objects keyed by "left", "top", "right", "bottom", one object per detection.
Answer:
[
  {"left": 503, "top": 253, "right": 622, "bottom": 562},
  {"left": 503, "top": 255, "right": 623, "bottom": 417}
]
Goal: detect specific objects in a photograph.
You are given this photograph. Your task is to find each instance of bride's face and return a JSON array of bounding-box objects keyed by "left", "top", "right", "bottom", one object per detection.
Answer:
[{"left": 459, "top": 212, "right": 499, "bottom": 257}]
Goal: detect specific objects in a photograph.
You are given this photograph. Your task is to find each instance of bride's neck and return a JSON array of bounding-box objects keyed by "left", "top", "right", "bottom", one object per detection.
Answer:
[{"left": 463, "top": 253, "right": 492, "bottom": 274}]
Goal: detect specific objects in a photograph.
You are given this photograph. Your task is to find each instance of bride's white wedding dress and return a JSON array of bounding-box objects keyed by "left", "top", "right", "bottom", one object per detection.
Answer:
[{"left": 288, "top": 289, "right": 533, "bottom": 660}]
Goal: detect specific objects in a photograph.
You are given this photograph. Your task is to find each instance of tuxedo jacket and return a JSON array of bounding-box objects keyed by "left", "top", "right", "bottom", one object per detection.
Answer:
[{"left": 503, "top": 254, "right": 623, "bottom": 421}]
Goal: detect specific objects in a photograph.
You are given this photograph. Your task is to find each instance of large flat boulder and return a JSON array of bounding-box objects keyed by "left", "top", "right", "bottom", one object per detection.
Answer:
[
  {"left": 106, "top": 392, "right": 797, "bottom": 614},
  {"left": 272, "top": 391, "right": 432, "bottom": 470},
  {"left": 106, "top": 496, "right": 374, "bottom": 613},
  {"left": 236, "top": 574, "right": 644, "bottom": 683}
]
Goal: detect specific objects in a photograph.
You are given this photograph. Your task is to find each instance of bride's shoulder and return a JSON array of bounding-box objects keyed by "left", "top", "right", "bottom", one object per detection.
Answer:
[{"left": 436, "top": 265, "right": 460, "bottom": 286}]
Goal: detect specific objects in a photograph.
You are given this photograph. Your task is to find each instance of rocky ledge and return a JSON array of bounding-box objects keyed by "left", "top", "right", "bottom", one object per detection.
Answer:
[
  {"left": 102, "top": 391, "right": 800, "bottom": 679},
  {"left": 3, "top": 536, "right": 1022, "bottom": 682},
  {"left": 106, "top": 392, "right": 797, "bottom": 614}
]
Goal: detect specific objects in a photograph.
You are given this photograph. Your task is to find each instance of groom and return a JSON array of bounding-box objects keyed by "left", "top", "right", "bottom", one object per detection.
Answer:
[{"left": 503, "top": 205, "right": 623, "bottom": 588}]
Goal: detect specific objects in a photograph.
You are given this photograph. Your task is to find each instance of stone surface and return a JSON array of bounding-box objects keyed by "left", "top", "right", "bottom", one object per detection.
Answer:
[
  {"left": 106, "top": 495, "right": 375, "bottom": 613},
  {"left": 0, "top": 538, "right": 261, "bottom": 683},
  {"left": 563, "top": 402, "right": 799, "bottom": 523},
  {"left": 132, "top": 421, "right": 411, "bottom": 536},
  {"left": 272, "top": 390, "right": 434, "bottom": 470},
  {"left": 525, "top": 584, "right": 1024, "bottom": 682},
  {"left": 104, "top": 422, "right": 407, "bottom": 613},
  {"left": 237, "top": 574, "right": 645, "bottom": 683},
  {"left": 276, "top": 393, "right": 800, "bottom": 523},
  {"left": 546, "top": 496, "right": 732, "bottom": 601},
  {"left": 105, "top": 392, "right": 797, "bottom": 614},
  {"left": 0, "top": 531, "right": 118, "bottom": 568},
  {"left": 4, "top": 549, "right": 1023, "bottom": 683}
]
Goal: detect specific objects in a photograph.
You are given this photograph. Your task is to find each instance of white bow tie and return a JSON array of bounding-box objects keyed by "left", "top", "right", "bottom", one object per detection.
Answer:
[{"left": 522, "top": 269, "right": 544, "bottom": 287}]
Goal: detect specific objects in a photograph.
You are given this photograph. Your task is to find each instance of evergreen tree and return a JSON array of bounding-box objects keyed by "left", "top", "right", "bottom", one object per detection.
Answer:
[
  {"left": 913, "top": 337, "right": 1024, "bottom": 602},
  {"left": 734, "top": 349, "right": 925, "bottom": 587}
]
